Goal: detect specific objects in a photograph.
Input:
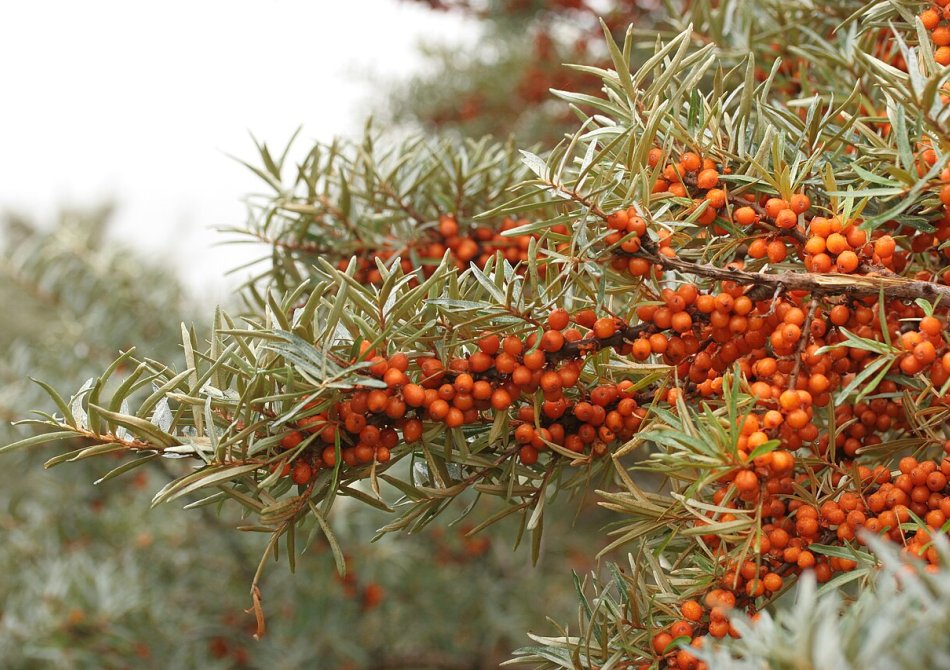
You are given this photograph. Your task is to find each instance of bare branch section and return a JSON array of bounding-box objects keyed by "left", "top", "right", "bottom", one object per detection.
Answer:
[{"left": 642, "top": 251, "right": 950, "bottom": 302}]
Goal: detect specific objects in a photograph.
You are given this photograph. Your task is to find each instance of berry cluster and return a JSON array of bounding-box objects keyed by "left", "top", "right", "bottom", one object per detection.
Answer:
[
  {"left": 272, "top": 309, "right": 654, "bottom": 483},
  {"left": 570, "top": 193, "right": 950, "bottom": 667},
  {"left": 644, "top": 454, "right": 950, "bottom": 670},
  {"left": 921, "top": 2, "right": 950, "bottom": 65},
  {"left": 342, "top": 215, "right": 559, "bottom": 285}
]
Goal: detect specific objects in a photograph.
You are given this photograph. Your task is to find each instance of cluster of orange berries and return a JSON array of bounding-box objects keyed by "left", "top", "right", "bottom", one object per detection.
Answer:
[
  {"left": 629, "top": 298, "right": 948, "bottom": 668},
  {"left": 920, "top": 2, "right": 950, "bottom": 66},
  {"left": 273, "top": 308, "right": 656, "bottom": 482},
  {"left": 608, "top": 152, "right": 825, "bottom": 277},
  {"left": 896, "top": 314, "right": 950, "bottom": 379},
  {"left": 562, "top": 229, "right": 950, "bottom": 669},
  {"left": 802, "top": 216, "right": 886, "bottom": 274},
  {"left": 612, "top": 146, "right": 950, "bottom": 287},
  {"left": 636, "top": 446, "right": 950, "bottom": 669},
  {"left": 341, "top": 215, "right": 561, "bottom": 285},
  {"left": 642, "top": 590, "right": 751, "bottom": 670}
]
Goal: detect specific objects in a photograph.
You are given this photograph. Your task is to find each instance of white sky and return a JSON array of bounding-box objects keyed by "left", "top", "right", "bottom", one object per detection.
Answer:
[{"left": 0, "top": 1, "right": 473, "bottom": 302}]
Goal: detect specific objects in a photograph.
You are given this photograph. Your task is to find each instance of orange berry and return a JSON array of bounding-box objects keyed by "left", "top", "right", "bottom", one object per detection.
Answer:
[
  {"left": 593, "top": 317, "right": 618, "bottom": 339},
  {"left": 774, "top": 209, "right": 798, "bottom": 229},
  {"left": 735, "top": 470, "right": 759, "bottom": 492},
  {"left": 548, "top": 308, "right": 570, "bottom": 331},
  {"left": 523, "top": 349, "right": 546, "bottom": 371},
  {"left": 671, "top": 311, "right": 693, "bottom": 333},
  {"left": 681, "top": 152, "right": 702, "bottom": 172},
  {"left": 767, "top": 240, "right": 787, "bottom": 263},
  {"left": 789, "top": 193, "right": 810, "bottom": 214},
  {"left": 280, "top": 431, "right": 304, "bottom": 450},
  {"left": 826, "top": 233, "right": 849, "bottom": 255},
  {"left": 922, "top": 9, "right": 941, "bottom": 31},
  {"left": 874, "top": 234, "right": 896, "bottom": 257},
  {"left": 696, "top": 168, "right": 720, "bottom": 190},
  {"left": 845, "top": 226, "right": 867, "bottom": 248},
  {"left": 502, "top": 335, "right": 524, "bottom": 356},
  {"left": 811, "top": 253, "right": 832, "bottom": 273},
  {"left": 444, "top": 407, "right": 464, "bottom": 427},
  {"left": 734, "top": 206, "right": 758, "bottom": 226},
  {"left": 540, "top": 329, "right": 565, "bottom": 352},
  {"left": 606, "top": 209, "right": 629, "bottom": 230},
  {"left": 706, "top": 188, "right": 726, "bottom": 208},
  {"left": 439, "top": 215, "right": 459, "bottom": 237},
  {"left": 762, "top": 573, "right": 783, "bottom": 592},
  {"left": 810, "top": 217, "right": 832, "bottom": 238},
  {"left": 670, "top": 621, "right": 694, "bottom": 639},
  {"left": 490, "top": 388, "right": 513, "bottom": 411},
  {"left": 402, "top": 419, "right": 423, "bottom": 442},
  {"left": 681, "top": 600, "right": 704, "bottom": 622},
  {"left": 920, "top": 316, "right": 943, "bottom": 336},
  {"left": 292, "top": 460, "right": 313, "bottom": 484},
  {"left": 652, "top": 632, "right": 674, "bottom": 655},
  {"left": 764, "top": 198, "right": 789, "bottom": 218},
  {"left": 627, "top": 216, "right": 647, "bottom": 237},
  {"left": 804, "top": 236, "right": 826, "bottom": 255},
  {"left": 519, "top": 445, "right": 539, "bottom": 465},
  {"left": 477, "top": 333, "right": 500, "bottom": 355},
  {"left": 914, "top": 340, "right": 938, "bottom": 365},
  {"left": 836, "top": 250, "right": 859, "bottom": 273},
  {"left": 748, "top": 238, "right": 768, "bottom": 258},
  {"left": 428, "top": 399, "right": 450, "bottom": 420}
]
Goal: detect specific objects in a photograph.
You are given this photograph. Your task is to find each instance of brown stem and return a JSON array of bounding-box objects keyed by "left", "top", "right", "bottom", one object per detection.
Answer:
[
  {"left": 641, "top": 251, "right": 950, "bottom": 303},
  {"left": 789, "top": 300, "right": 819, "bottom": 390},
  {"left": 550, "top": 322, "right": 655, "bottom": 363}
]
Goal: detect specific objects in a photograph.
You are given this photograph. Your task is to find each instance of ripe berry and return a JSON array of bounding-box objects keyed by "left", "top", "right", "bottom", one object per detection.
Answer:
[
  {"left": 280, "top": 431, "right": 304, "bottom": 449},
  {"left": 519, "top": 445, "right": 539, "bottom": 465},
  {"left": 734, "top": 207, "right": 757, "bottom": 226},
  {"left": 681, "top": 152, "right": 702, "bottom": 172},
  {"left": 548, "top": 308, "right": 570, "bottom": 331},
  {"left": 540, "top": 329, "right": 565, "bottom": 352},
  {"left": 292, "top": 460, "right": 313, "bottom": 485},
  {"left": 593, "top": 317, "right": 618, "bottom": 339},
  {"left": 696, "top": 168, "right": 719, "bottom": 190},
  {"left": 774, "top": 209, "right": 797, "bottom": 229},
  {"left": 789, "top": 193, "right": 810, "bottom": 214}
]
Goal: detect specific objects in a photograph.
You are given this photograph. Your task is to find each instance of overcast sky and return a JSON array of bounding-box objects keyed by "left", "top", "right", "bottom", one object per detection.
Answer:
[{"left": 0, "top": 1, "right": 473, "bottom": 301}]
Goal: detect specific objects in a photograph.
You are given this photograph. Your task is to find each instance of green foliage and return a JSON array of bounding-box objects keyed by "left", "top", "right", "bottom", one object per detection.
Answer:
[
  {"left": 0, "top": 208, "right": 589, "bottom": 668},
  {"left": 0, "top": 208, "right": 188, "bottom": 431},
  {"left": 8, "top": 0, "right": 950, "bottom": 668}
]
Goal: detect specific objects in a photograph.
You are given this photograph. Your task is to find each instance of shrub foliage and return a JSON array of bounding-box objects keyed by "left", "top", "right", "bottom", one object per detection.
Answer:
[{"left": 8, "top": 1, "right": 950, "bottom": 668}]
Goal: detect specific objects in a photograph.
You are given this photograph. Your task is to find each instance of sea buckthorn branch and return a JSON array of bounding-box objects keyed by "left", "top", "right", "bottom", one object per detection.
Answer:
[
  {"left": 8, "top": 6, "right": 950, "bottom": 668},
  {"left": 639, "top": 249, "right": 950, "bottom": 302},
  {"left": 7, "top": 245, "right": 677, "bottom": 634},
  {"left": 490, "top": 11, "right": 950, "bottom": 668},
  {"left": 230, "top": 132, "right": 548, "bottom": 292}
]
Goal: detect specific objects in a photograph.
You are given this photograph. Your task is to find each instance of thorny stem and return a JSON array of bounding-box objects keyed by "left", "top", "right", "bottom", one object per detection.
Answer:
[
  {"left": 789, "top": 300, "right": 819, "bottom": 390},
  {"left": 640, "top": 250, "right": 950, "bottom": 303}
]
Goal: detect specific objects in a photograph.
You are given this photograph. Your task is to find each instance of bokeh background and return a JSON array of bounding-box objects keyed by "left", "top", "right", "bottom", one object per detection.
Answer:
[
  {"left": 0, "top": 1, "right": 473, "bottom": 298},
  {"left": 0, "top": 1, "right": 649, "bottom": 667}
]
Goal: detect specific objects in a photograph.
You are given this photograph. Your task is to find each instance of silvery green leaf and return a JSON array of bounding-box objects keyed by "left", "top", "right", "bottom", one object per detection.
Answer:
[{"left": 70, "top": 378, "right": 94, "bottom": 431}]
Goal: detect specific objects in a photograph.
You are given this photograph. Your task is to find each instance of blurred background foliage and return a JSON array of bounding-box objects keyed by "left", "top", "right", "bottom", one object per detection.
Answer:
[
  {"left": 0, "top": 2, "right": 627, "bottom": 663},
  {"left": 388, "top": 0, "right": 659, "bottom": 144},
  {"left": 0, "top": 208, "right": 609, "bottom": 667}
]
